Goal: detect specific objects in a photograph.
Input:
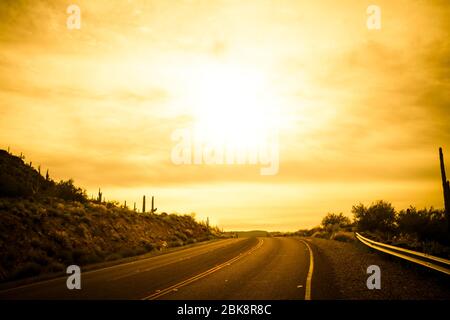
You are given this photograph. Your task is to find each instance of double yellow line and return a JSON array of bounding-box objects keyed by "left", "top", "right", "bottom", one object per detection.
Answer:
[{"left": 142, "top": 238, "right": 264, "bottom": 300}]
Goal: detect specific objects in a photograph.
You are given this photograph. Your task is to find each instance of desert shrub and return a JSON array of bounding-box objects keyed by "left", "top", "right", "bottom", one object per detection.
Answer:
[
  {"left": 311, "top": 231, "right": 329, "bottom": 239},
  {"left": 302, "top": 227, "right": 321, "bottom": 237},
  {"left": 174, "top": 231, "right": 188, "bottom": 242},
  {"left": 53, "top": 180, "right": 87, "bottom": 203},
  {"left": 397, "top": 207, "right": 448, "bottom": 244},
  {"left": 321, "top": 213, "right": 351, "bottom": 228},
  {"left": 118, "top": 248, "right": 136, "bottom": 258},
  {"left": 331, "top": 231, "right": 355, "bottom": 242},
  {"left": 0, "top": 252, "right": 17, "bottom": 270},
  {"left": 71, "top": 248, "right": 90, "bottom": 264},
  {"left": 352, "top": 201, "right": 396, "bottom": 234},
  {"left": 74, "top": 226, "right": 86, "bottom": 237},
  {"left": 0, "top": 170, "right": 33, "bottom": 198},
  {"left": 29, "top": 250, "right": 50, "bottom": 266},
  {"left": 397, "top": 207, "right": 428, "bottom": 235},
  {"left": 0, "top": 150, "right": 219, "bottom": 282},
  {"left": 143, "top": 243, "right": 156, "bottom": 251},
  {"left": 11, "top": 262, "right": 42, "bottom": 280},
  {"left": 47, "top": 262, "right": 64, "bottom": 273},
  {"left": 168, "top": 240, "right": 184, "bottom": 247},
  {"left": 134, "top": 247, "right": 147, "bottom": 256}
]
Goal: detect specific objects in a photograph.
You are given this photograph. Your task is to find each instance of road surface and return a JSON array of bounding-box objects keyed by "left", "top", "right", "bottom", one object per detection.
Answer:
[{"left": 0, "top": 237, "right": 316, "bottom": 300}]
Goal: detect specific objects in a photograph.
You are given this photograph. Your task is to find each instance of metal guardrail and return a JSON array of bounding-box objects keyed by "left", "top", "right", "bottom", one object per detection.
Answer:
[{"left": 355, "top": 232, "right": 450, "bottom": 276}]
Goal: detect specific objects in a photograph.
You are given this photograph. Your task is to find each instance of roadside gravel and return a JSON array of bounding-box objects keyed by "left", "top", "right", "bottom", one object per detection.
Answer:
[{"left": 308, "top": 238, "right": 450, "bottom": 299}]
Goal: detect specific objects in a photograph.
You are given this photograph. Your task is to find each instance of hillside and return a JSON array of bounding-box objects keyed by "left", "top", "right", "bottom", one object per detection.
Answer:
[
  {"left": 0, "top": 150, "right": 53, "bottom": 198},
  {"left": 0, "top": 149, "right": 219, "bottom": 282}
]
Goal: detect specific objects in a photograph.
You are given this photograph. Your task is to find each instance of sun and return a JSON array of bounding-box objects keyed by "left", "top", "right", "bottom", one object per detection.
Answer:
[{"left": 187, "top": 62, "right": 279, "bottom": 152}]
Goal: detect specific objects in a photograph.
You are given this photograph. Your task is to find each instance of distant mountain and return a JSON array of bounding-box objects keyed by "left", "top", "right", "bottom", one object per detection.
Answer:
[{"left": 232, "top": 230, "right": 270, "bottom": 238}]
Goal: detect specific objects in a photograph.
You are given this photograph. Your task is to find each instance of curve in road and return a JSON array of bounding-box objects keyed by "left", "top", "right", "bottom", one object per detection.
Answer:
[{"left": 0, "top": 237, "right": 314, "bottom": 300}]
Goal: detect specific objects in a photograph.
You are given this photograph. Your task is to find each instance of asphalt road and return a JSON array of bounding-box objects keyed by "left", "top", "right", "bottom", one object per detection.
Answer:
[{"left": 0, "top": 237, "right": 315, "bottom": 300}]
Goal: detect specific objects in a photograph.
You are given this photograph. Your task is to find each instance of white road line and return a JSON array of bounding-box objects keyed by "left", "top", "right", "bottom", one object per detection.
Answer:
[
  {"left": 0, "top": 238, "right": 241, "bottom": 295},
  {"left": 299, "top": 239, "right": 314, "bottom": 300},
  {"left": 142, "top": 239, "right": 264, "bottom": 300}
]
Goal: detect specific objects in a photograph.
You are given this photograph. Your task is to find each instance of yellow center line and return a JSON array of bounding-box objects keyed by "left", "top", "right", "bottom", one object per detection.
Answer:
[
  {"left": 299, "top": 239, "right": 314, "bottom": 300},
  {"left": 142, "top": 238, "right": 264, "bottom": 300}
]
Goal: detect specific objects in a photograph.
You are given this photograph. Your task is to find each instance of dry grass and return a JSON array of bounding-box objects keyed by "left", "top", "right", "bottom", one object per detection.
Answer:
[{"left": 0, "top": 197, "right": 218, "bottom": 282}]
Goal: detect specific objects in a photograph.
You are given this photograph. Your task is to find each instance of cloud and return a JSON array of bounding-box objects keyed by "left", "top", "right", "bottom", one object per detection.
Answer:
[{"left": 1, "top": 0, "right": 449, "bottom": 230}]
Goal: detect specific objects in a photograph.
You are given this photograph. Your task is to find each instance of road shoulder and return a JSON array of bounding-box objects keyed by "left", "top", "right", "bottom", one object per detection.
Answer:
[{"left": 309, "top": 238, "right": 450, "bottom": 299}]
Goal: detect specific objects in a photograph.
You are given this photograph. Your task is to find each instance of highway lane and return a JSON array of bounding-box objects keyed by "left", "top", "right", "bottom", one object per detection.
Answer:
[
  {"left": 0, "top": 238, "right": 257, "bottom": 299},
  {"left": 0, "top": 237, "right": 314, "bottom": 300},
  {"left": 154, "top": 237, "right": 312, "bottom": 300}
]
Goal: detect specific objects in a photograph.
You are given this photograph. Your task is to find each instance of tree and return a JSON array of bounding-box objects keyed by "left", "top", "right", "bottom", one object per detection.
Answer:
[
  {"left": 352, "top": 200, "right": 396, "bottom": 233},
  {"left": 397, "top": 207, "right": 448, "bottom": 243},
  {"left": 321, "top": 213, "right": 351, "bottom": 228}
]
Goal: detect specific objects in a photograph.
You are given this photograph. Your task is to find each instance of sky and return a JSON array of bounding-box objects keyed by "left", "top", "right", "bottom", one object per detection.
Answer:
[{"left": 0, "top": 0, "right": 449, "bottom": 231}]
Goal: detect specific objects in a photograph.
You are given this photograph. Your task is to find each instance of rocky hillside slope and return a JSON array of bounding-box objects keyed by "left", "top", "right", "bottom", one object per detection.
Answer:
[{"left": 0, "top": 149, "right": 218, "bottom": 282}]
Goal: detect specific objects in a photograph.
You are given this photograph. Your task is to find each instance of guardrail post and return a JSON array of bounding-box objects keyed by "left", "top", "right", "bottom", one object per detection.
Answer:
[{"left": 439, "top": 147, "right": 450, "bottom": 232}]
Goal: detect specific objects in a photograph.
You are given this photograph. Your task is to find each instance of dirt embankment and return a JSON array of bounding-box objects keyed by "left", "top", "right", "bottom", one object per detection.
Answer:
[
  {"left": 0, "top": 197, "right": 217, "bottom": 283},
  {"left": 309, "top": 238, "right": 450, "bottom": 299}
]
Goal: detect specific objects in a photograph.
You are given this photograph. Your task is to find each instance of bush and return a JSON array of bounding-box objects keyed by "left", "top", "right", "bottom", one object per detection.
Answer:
[
  {"left": 29, "top": 250, "right": 50, "bottom": 266},
  {"left": 53, "top": 180, "right": 87, "bottom": 203},
  {"left": 47, "top": 262, "right": 64, "bottom": 273},
  {"left": 352, "top": 200, "right": 396, "bottom": 234},
  {"left": 118, "top": 248, "right": 136, "bottom": 258},
  {"left": 11, "top": 262, "right": 42, "bottom": 280},
  {"left": 397, "top": 207, "right": 448, "bottom": 244},
  {"left": 321, "top": 213, "right": 351, "bottom": 228},
  {"left": 311, "top": 231, "right": 329, "bottom": 239},
  {"left": 331, "top": 231, "right": 355, "bottom": 242},
  {"left": 168, "top": 240, "right": 184, "bottom": 247},
  {"left": 0, "top": 150, "right": 220, "bottom": 282}
]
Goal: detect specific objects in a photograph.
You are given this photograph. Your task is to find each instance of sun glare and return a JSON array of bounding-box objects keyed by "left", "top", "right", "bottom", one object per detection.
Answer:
[{"left": 187, "top": 62, "right": 280, "bottom": 151}]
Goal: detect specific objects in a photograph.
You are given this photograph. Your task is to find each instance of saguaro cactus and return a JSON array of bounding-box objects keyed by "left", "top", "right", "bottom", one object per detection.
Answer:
[
  {"left": 150, "top": 196, "right": 157, "bottom": 214},
  {"left": 98, "top": 188, "right": 103, "bottom": 203},
  {"left": 142, "top": 195, "right": 146, "bottom": 213},
  {"left": 439, "top": 147, "right": 450, "bottom": 231}
]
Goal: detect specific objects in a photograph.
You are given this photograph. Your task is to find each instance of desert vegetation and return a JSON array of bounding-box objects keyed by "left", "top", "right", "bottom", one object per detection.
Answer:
[
  {"left": 0, "top": 149, "right": 222, "bottom": 282},
  {"left": 303, "top": 200, "right": 450, "bottom": 258}
]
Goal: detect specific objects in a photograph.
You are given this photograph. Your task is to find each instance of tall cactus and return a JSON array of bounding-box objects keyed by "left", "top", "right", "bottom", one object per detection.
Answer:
[
  {"left": 98, "top": 188, "right": 103, "bottom": 203},
  {"left": 150, "top": 196, "right": 157, "bottom": 214},
  {"left": 439, "top": 147, "right": 450, "bottom": 232},
  {"left": 142, "top": 195, "right": 146, "bottom": 213}
]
